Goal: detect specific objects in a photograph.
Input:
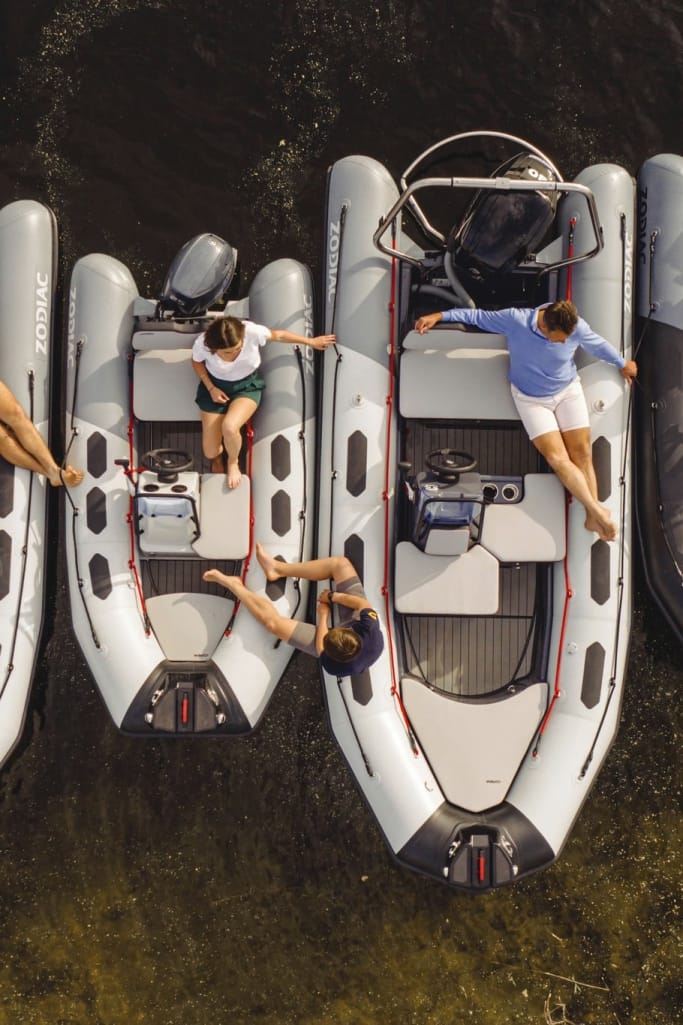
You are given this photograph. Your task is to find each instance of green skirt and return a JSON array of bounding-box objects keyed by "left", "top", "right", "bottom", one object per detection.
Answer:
[{"left": 195, "top": 369, "right": 266, "bottom": 414}]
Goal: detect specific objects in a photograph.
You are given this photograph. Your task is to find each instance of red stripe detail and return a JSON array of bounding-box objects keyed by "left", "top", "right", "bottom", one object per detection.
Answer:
[
  {"left": 181, "top": 695, "right": 189, "bottom": 725},
  {"left": 533, "top": 492, "right": 573, "bottom": 752},
  {"left": 382, "top": 244, "right": 419, "bottom": 755},
  {"left": 478, "top": 853, "right": 486, "bottom": 882}
]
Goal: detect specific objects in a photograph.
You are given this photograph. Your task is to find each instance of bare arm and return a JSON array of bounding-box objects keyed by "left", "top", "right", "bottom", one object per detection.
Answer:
[
  {"left": 415, "top": 311, "right": 444, "bottom": 334},
  {"left": 314, "top": 598, "right": 331, "bottom": 655},
  {"left": 620, "top": 359, "right": 638, "bottom": 384},
  {"left": 268, "top": 329, "right": 336, "bottom": 351},
  {"left": 191, "top": 359, "right": 228, "bottom": 403},
  {"left": 319, "top": 587, "right": 372, "bottom": 612}
]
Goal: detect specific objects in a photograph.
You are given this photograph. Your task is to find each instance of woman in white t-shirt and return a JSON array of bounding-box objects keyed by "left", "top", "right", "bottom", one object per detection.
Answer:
[{"left": 191, "top": 316, "right": 335, "bottom": 489}]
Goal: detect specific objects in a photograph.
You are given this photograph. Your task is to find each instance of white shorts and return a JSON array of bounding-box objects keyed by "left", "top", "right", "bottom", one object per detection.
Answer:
[{"left": 511, "top": 379, "right": 590, "bottom": 440}]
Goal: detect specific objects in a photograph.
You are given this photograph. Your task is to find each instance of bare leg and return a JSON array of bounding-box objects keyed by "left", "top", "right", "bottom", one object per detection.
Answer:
[
  {"left": 199, "top": 410, "right": 225, "bottom": 473},
  {"left": 0, "top": 394, "right": 83, "bottom": 487},
  {"left": 220, "top": 396, "right": 258, "bottom": 489},
  {"left": 562, "top": 426, "right": 605, "bottom": 535},
  {"left": 562, "top": 428, "right": 599, "bottom": 495},
  {"left": 256, "top": 543, "right": 357, "bottom": 585},
  {"left": 53, "top": 466, "right": 84, "bottom": 487},
  {"left": 0, "top": 423, "right": 49, "bottom": 474},
  {"left": 532, "top": 430, "right": 617, "bottom": 541},
  {"left": 202, "top": 570, "right": 299, "bottom": 644}
]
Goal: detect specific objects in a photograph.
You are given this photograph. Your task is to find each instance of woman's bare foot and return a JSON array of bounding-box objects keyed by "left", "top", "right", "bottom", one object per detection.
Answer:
[
  {"left": 226, "top": 462, "right": 242, "bottom": 489},
  {"left": 255, "top": 542, "right": 283, "bottom": 582},
  {"left": 585, "top": 507, "right": 617, "bottom": 542},
  {"left": 210, "top": 453, "right": 225, "bottom": 474},
  {"left": 50, "top": 465, "right": 84, "bottom": 487},
  {"left": 203, "top": 569, "right": 241, "bottom": 595}
]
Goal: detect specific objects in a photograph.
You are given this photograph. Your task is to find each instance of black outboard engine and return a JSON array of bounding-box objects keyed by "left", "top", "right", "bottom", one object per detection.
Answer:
[
  {"left": 448, "top": 153, "right": 559, "bottom": 280},
  {"left": 158, "top": 233, "right": 238, "bottom": 317}
]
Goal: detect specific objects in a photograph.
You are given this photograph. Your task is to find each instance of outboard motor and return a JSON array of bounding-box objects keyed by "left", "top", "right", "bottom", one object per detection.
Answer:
[
  {"left": 448, "top": 152, "right": 559, "bottom": 280},
  {"left": 158, "top": 233, "right": 238, "bottom": 317}
]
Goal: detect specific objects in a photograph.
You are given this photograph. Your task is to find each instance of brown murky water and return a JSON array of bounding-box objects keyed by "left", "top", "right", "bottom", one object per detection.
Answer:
[{"left": 0, "top": 2, "right": 681, "bottom": 1022}]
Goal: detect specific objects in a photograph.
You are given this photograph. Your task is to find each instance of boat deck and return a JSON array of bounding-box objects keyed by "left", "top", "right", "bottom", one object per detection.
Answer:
[
  {"left": 137, "top": 421, "right": 240, "bottom": 600},
  {"left": 398, "top": 420, "right": 547, "bottom": 697}
]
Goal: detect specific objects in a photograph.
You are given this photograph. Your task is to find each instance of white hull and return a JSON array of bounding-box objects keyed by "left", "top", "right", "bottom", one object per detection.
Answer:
[
  {"left": 318, "top": 139, "right": 634, "bottom": 890},
  {"left": 65, "top": 251, "right": 317, "bottom": 735},
  {"left": 0, "top": 200, "right": 57, "bottom": 769}
]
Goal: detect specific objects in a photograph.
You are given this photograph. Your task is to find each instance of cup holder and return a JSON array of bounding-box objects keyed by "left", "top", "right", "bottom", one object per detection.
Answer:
[
  {"left": 501, "top": 482, "right": 520, "bottom": 502},
  {"left": 481, "top": 478, "right": 523, "bottom": 504}
]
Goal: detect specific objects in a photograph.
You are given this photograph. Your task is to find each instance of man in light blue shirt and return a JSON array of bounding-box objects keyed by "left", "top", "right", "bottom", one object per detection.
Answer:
[{"left": 415, "top": 300, "right": 638, "bottom": 542}]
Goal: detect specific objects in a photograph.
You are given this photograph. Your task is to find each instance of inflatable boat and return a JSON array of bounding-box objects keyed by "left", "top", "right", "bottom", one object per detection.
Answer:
[
  {"left": 0, "top": 199, "right": 57, "bottom": 770},
  {"left": 64, "top": 236, "right": 317, "bottom": 734},
  {"left": 635, "top": 155, "right": 683, "bottom": 643},
  {"left": 318, "top": 132, "right": 634, "bottom": 891}
]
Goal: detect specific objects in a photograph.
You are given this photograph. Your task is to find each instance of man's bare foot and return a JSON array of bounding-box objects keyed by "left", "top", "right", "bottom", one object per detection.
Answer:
[
  {"left": 210, "top": 454, "right": 225, "bottom": 474},
  {"left": 226, "top": 462, "right": 242, "bottom": 489},
  {"left": 255, "top": 542, "right": 283, "bottom": 582},
  {"left": 50, "top": 466, "right": 84, "bottom": 487},
  {"left": 203, "top": 569, "right": 241, "bottom": 595},
  {"left": 585, "top": 507, "right": 617, "bottom": 542}
]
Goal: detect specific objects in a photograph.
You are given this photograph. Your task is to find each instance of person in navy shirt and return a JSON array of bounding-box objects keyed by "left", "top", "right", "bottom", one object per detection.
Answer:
[
  {"left": 204, "top": 545, "right": 384, "bottom": 677},
  {"left": 415, "top": 300, "right": 637, "bottom": 542}
]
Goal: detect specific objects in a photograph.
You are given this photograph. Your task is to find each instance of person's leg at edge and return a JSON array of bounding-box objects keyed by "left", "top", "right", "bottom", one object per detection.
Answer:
[
  {"left": 0, "top": 397, "right": 83, "bottom": 486},
  {"left": 255, "top": 544, "right": 357, "bottom": 586},
  {"left": 202, "top": 570, "right": 299, "bottom": 645},
  {"left": 0, "top": 422, "right": 51, "bottom": 475},
  {"left": 199, "top": 409, "right": 226, "bottom": 474},
  {"left": 221, "top": 396, "right": 258, "bottom": 489},
  {"left": 532, "top": 430, "right": 617, "bottom": 541},
  {"left": 561, "top": 425, "right": 601, "bottom": 516}
]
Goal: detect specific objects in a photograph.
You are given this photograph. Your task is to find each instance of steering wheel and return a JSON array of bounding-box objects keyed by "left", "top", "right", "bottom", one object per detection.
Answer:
[
  {"left": 426, "top": 448, "right": 477, "bottom": 482},
  {"left": 140, "top": 448, "right": 194, "bottom": 482}
]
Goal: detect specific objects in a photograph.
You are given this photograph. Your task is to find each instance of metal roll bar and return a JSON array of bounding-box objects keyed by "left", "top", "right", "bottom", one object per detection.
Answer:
[{"left": 373, "top": 130, "right": 604, "bottom": 274}]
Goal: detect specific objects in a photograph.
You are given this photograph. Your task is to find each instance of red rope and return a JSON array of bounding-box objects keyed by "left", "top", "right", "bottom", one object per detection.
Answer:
[
  {"left": 533, "top": 492, "right": 572, "bottom": 756},
  {"left": 381, "top": 243, "right": 419, "bottom": 755}
]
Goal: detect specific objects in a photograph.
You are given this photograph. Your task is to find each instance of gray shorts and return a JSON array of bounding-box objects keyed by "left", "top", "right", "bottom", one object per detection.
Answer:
[{"left": 290, "top": 576, "right": 365, "bottom": 656}]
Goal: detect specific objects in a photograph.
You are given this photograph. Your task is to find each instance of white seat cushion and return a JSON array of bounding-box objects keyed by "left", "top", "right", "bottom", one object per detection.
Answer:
[
  {"left": 192, "top": 474, "right": 251, "bottom": 560},
  {"left": 402, "top": 329, "right": 507, "bottom": 351},
  {"left": 400, "top": 348, "right": 519, "bottom": 420},
  {"left": 480, "top": 474, "right": 566, "bottom": 562},
  {"left": 134, "top": 349, "right": 199, "bottom": 421},
  {"left": 424, "top": 526, "right": 471, "bottom": 556},
  {"left": 133, "top": 326, "right": 201, "bottom": 350},
  {"left": 146, "top": 592, "right": 232, "bottom": 661},
  {"left": 394, "top": 542, "right": 500, "bottom": 615},
  {"left": 402, "top": 677, "right": 548, "bottom": 812}
]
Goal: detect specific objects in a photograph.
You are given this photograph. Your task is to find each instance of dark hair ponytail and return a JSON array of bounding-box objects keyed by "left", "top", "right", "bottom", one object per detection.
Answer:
[{"left": 203, "top": 316, "right": 245, "bottom": 352}]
